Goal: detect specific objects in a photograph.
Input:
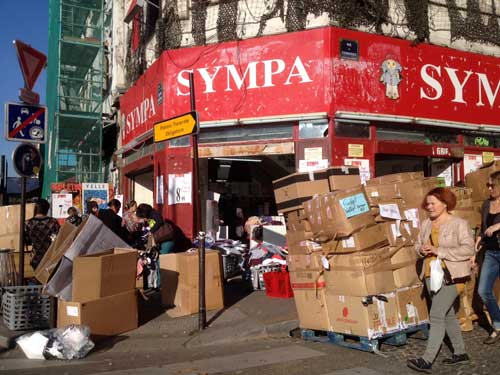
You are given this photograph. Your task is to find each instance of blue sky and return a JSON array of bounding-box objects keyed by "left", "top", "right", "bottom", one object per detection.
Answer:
[{"left": 0, "top": 1, "right": 48, "bottom": 176}]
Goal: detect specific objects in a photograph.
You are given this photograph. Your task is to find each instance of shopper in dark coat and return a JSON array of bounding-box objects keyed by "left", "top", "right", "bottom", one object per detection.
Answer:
[{"left": 98, "top": 199, "right": 126, "bottom": 240}]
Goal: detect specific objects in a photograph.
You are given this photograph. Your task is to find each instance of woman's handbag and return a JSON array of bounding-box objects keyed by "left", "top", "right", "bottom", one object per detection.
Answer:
[{"left": 153, "top": 222, "right": 174, "bottom": 243}]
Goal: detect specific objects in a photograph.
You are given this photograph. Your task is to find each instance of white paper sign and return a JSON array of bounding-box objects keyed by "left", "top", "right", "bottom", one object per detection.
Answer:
[
  {"left": 52, "top": 193, "right": 73, "bottom": 219},
  {"left": 298, "top": 159, "right": 328, "bottom": 172},
  {"left": 168, "top": 172, "right": 192, "bottom": 205},
  {"left": 342, "top": 237, "right": 356, "bottom": 248},
  {"left": 379, "top": 203, "right": 402, "bottom": 220},
  {"left": 344, "top": 158, "right": 370, "bottom": 184},
  {"left": 464, "top": 154, "right": 483, "bottom": 176},
  {"left": 304, "top": 147, "right": 323, "bottom": 161},
  {"left": 404, "top": 208, "right": 420, "bottom": 228}
]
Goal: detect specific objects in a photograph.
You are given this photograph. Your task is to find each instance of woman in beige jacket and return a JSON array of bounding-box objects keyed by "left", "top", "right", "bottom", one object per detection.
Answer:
[{"left": 407, "top": 187, "right": 475, "bottom": 373}]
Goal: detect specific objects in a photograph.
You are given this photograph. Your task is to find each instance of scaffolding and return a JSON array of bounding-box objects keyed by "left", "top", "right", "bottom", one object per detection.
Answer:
[{"left": 42, "top": 0, "right": 105, "bottom": 197}]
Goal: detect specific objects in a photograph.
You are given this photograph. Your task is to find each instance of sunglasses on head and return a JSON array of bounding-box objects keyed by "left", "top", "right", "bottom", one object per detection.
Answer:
[{"left": 486, "top": 183, "right": 497, "bottom": 188}]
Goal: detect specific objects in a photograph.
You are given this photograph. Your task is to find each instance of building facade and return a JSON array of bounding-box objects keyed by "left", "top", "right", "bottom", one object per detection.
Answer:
[{"left": 110, "top": 1, "right": 500, "bottom": 240}]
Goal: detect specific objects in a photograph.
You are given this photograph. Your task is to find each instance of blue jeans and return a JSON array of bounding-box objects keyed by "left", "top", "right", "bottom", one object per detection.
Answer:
[{"left": 478, "top": 250, "right": 500, "bottom": 330}]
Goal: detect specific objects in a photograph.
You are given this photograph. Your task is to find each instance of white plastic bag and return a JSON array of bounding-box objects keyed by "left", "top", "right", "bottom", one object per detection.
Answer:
[{"left": 429, "top": 257, "right": 444, "bottom": 293}]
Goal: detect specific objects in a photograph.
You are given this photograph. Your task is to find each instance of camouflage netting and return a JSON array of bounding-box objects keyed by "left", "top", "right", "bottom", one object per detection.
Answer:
[{"left": 126, "top": 0, "right": 500, "bottom": 81}]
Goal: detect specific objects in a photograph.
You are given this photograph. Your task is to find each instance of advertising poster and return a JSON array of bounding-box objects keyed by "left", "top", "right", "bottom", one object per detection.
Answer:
[
  {"left": 82, "top": 183, "right": 109, "bottom": 213},
  {"left": 51, "top": 194, "right": 73, "bottom": 219},
  {"left": 51, "top": 182, "right": 82, "bottom": 212}
]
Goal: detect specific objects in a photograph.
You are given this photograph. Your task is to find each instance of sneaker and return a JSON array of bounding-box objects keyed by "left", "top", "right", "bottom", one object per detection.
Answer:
[
  {"left": 407, "top": 358, "right": 432, "bottom": 373},
  {"left": 442, "top": 353, "right": 470, "bottom": 365},
  {"left": 483, "top": 330, "right": 500, "bottom": 345}
]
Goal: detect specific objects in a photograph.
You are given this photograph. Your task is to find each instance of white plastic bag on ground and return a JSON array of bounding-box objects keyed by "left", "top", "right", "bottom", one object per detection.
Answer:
[
  {"left": 17, "top": 325, "right": 94, "bottom": 360},
  {"left": 430, "top": 257, "right": 444, "bottom": 293}
]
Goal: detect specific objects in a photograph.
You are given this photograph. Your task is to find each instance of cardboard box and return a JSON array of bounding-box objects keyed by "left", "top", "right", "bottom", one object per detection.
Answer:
[
  {"left": 0, "top": 233, "right": 20, "bottom": 252},
  {"left": 285, "top": 230, "right": 313, "bottom": 246},
  {"left": 293, "top": 288, "right": 332, "bottom": 331},
  {"left": 326, "top": 166, "right": 361, "bottom": 191},
  {"left": 57, "top": 289, "right": 138, "bottom": 339},
  {"left": 286, "top": 210, "right": 311, "bottom": 232},
  {"left": 160, "top": 250, "right": 224, "bottom": 316},
  {"left": 380, "top": 221, "right": 412, "bottom": 247},
  {"left": 465, "top": 160, "right": 500, "bottom": 202},
  {"left": 273, "top": 170, "right": 330, "bottom": 214},
  {"left": 326, "top": 293, "right": 400, "bottom": 339},
  {"left": 303, "top": 188, "right": 375, "bottom": 240},
  {"left": 364, "top": 178, "right": 438, "bottom": 207},
  {"left": 322, "top": 224, "right": 389, "bottom": 253},
  {"left": 287, "top": 251, "right": 323, "bottom": 273},
  {"left": 366, "top": 172, "right": 424, "bottom": 186},
  {"left": 391, "top": 245, "right": 419, "bottom": 288},
  {"left": 287, "top": 240, "right": 322, "bottom": 256},
  {"left": 72, "top": 248, "right": 138, "bottom": 302},
  {"left": 396, "top": 285, "right": 428, "bottom": 329},
  {"left": 325, "top": 246, "right": 396, "bottom": 296},
  {"left": 0, "top": 203, "right": 35, "bottom": 237}
]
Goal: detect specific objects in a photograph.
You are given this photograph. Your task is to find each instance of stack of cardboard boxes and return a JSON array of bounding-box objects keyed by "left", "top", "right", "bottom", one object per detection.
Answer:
[
  {"left": 57, "top": 248, "right": 139, "bottom": 340},
  {"left": 0, "top": 203, "right": 35, "bottom": 278},
  {"left": 274, "top": 169, "right": 433, "bottom": 339}
]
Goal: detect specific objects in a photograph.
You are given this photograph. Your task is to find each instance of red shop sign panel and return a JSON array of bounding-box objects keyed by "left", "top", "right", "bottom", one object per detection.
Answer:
[{"left": 120, "top": 27, "right": 500, "bottom": 148}]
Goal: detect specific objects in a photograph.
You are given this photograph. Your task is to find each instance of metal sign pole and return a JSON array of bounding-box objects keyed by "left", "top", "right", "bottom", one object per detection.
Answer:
[
  {"left": 189, "top": 72, "right": 206, "bottom": 330},
  {"left": 18, "top": 176, "right": 26, "bottom": 285}
]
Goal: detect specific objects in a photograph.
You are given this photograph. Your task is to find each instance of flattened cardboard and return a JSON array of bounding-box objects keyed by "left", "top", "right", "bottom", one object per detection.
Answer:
[
  {"left": 35, "top": 221, "right": 78, "bottom": 284},
  {"left": 44, "top": 215, "right": 131, "bottom": 300},
  {"left": 287, "top": 240, "right": 322, "bottom": 256},
  {"left": 396, "top": 285, "right": 428, "bottom": 328},
  {"left": 325, "top": 246, "right": 396, "bottom": 296},
  {"left": 465, "top": 160, "right": 500, "bottom": 202},
  {"left": 160, "top": 250, "right": 224, "bottom": 316},
  {"left": 72, "top": 248, "right": 138, "bottom": 302},
  {"left": 327, "top": 293, "right": 400, "bottom": 339},
  {"left": 57, "top": 289, "right": 138, "bottom": 339},
  {"left": 323, "top": 224, "right": 389, "bottom": 253},
  {"left": 391, "top": 245, "right": 419, "bottom": 289},
  {"left": 293, "top": 288, "right": 332, "bottom": 331},
  {"left": 451, "top": 209, "right": 481, "bottom": 230},
  {"left": 364, "top": 178, "right": 438, "bottom": 207},
  {"left": 273, "top": 171, "right": 329, "bottom": 214},
  {"left": 286, "top": 210, "right": 311, "bottom": 232},
  {"left": 366, "top": 172, "right": 424, "bottom": 186}
]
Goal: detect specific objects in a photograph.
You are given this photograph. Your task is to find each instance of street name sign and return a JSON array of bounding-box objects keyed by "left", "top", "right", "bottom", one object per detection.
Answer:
[
  {"left": 154, "top": 111, "right": 198, "bottom": 142},
  {"left": 4, "top": 102, "right": 47, "bottom": 143}
]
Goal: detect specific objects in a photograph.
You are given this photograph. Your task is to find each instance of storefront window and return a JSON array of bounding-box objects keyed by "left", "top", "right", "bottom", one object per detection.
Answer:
[
  {"left": 299, "top": 119, "right": 329, "bottom": 139},
  {"left": 463, "top": 134, "right": 500, "bottom": 148},
  {"left": 376, "top": 127, "right": 458, "bottom": 144},
  {"left": 334, "top": 121, "right": 370, "bottom": 139},
  {"left": 199, "top": 124, "right": 293, "bottom": 144},
  {"left": 169, "top": 136, "right": 190, "bottom": 148}
]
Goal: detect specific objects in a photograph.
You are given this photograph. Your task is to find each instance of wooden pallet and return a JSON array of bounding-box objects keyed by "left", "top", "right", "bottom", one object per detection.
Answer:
[{"left": 301, "top": 323, "right": 429, "bottom": 352}]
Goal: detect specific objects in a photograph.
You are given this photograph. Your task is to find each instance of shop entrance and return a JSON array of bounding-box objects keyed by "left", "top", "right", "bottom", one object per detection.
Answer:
[
  {"left": 130, "top": 169, "right": 154, "bottom": 206},
  {"left": 205, "top": 154, "right": 295, "bottom": 238}
]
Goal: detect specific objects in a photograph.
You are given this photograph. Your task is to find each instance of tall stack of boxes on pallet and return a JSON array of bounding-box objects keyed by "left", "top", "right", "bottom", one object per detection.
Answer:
[{"left": 274, "top": 169, "right": 434, "bottom": 339}]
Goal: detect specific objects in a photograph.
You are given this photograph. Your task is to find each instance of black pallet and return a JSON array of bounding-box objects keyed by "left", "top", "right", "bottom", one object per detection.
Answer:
[{"left": 302, "top": 323, "right": 429, "bottom": 352}]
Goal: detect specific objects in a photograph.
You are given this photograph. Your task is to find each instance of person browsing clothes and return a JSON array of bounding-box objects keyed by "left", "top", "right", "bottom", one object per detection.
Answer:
[
  {"left": 407, "top": 187, "right": 475, "bottom": 373},
  {"left": 476, "top": 171, "right": 500, "bottom": 344}
]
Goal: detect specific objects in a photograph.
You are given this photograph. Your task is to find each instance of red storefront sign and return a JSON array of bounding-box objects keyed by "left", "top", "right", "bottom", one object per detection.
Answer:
[{"left": 120, "top": 27, "right": 500, "bottom": 148}]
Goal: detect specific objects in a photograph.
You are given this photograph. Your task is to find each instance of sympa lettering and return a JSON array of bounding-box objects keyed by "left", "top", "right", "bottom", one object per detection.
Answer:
[
  {"left": 176, "top": 56, "right": 313, "bottom": 96},
  {"left": 420, "top": 64, "right": 500, "bottom": 108},
  {"left": 123, "top": 95, "right": 156, "bottom": 137}
]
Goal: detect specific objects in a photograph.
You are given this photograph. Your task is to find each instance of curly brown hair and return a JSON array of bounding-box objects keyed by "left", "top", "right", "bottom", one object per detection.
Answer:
[{"left": 421, "top": 187, "right": 457, "bottom": 211}]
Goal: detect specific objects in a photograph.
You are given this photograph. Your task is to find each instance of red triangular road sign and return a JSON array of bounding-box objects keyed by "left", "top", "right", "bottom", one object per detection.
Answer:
[{"left": 14, "top": 40, "right": 47, "bottom": 91}]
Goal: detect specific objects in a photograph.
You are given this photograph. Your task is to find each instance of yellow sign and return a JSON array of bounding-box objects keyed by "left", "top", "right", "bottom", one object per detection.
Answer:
[
  {"left": 154, "top": 112, "right": 198, "bottom": 142},
  {"left": 482, "top": 151, "right": 494, "bottom": 164},
  {"left": 348, "top": 144, "right": 364, "bottom": 158}
]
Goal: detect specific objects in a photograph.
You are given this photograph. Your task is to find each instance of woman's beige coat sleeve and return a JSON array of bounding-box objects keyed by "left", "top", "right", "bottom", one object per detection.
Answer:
[{"left": 438, "top": 218, "right": 475, "bottom": 261}]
